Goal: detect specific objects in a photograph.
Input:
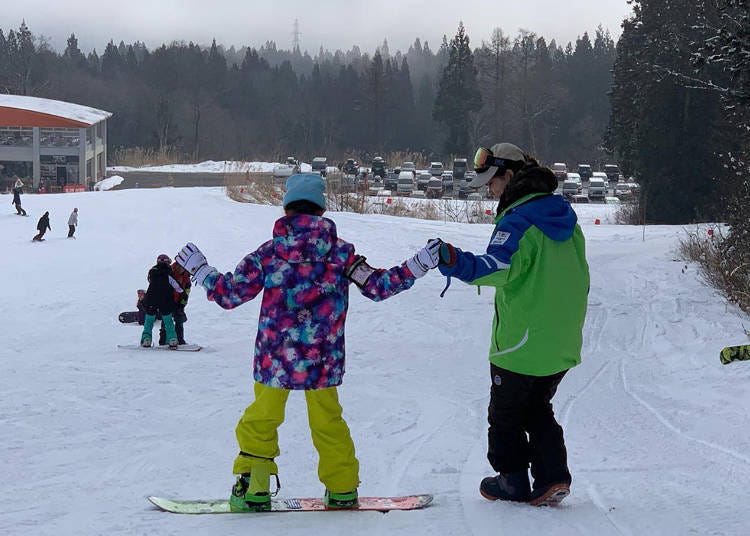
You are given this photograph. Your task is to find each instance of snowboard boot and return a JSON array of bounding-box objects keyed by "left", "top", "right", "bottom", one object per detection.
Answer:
[
  {"left": 141, "top": 314, "right": 156, "bottom": 347},
  {"left": 528, "top": 482, "right": 570, "bottom": 507},
  {"left": 168, "top": 338, "right": 179, "bottom": 350},
  {"left": 479, "top": 471, "right": 531, "bottom": 502},
  {"left": 229, "top": 466, "right": 279, "bottom": 513},
  {"left": 323, "top": 489, "right": 359, "bottom": 509}
]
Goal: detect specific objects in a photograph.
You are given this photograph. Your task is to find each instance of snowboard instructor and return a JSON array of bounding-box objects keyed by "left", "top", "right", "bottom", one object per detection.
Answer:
[{"left": 427, "top": 142, "right": 589, "bottom": 506}]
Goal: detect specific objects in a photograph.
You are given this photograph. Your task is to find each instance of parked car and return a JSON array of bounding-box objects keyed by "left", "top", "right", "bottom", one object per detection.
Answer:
[
  {"left": 452, "top": 158, "right": 468, "bottom": 181},
  {"left": 426, "top": 177, "right": 443, "bottom": 198},
  {"left": 311, "top": 156, "right": 327, "bottom": 177},
  {"left": 411, "top": 190, "right": 426, "bottom": 199},
  {"left": 571, "top": 194, "right": 590, "bottom": 203},
  {"left": 457, "top": 183, "right": 474, "bottom": 199},
  {"left": 441, "top": 171, "right": 454, "bottom": 193},
  {"left": 429, "top": 161, "right": 444, "bottom": 176},
  {"left": 464, "top": 170, "right": 477, "bottom": 182},
  {"left": 588, "top": 177, "right": 607, "bottom": 200},
  {"left": 396, "top": 171, "right": 415, "bottom": 196},
  {"left": 273, "top": 157, "right": 299, "bottom": 178},
  {"left": 566, "top": 172, "right": 583, "bottom": 192},
  {"left": 562, "top": 180, "right": 580, "bottom": 199},
  {"left": 614, "top": 182, "right": 632, "bottom": 200},
  {"left": 576, "top": 164, "right": 592, "bottom": 181},
  {"left": 342, "top": 158, "right": 358, "bottom": 176},
  {"left": 401, "top": 161, "right": 417, "bottom": 175},
  {"left": 371, "top": 156, "right": 387, "bottom": 178},
  {"left": 605, "top": 196, "right": 621, "bottom": 205},
  {"left": 467, "top": 192, "right": 483, "bottom": 201},
  {"left": 384, "top": 171, "right": 399, "bottom": 191},
  {"left": 417, "top": 171, "right": 432, "bottom": 191},
  {"left": 603, "top": 164, "right": 621, "bottom": 182},
  {"left": 551, "top": 162, "right": 568, "bottom": 180}
]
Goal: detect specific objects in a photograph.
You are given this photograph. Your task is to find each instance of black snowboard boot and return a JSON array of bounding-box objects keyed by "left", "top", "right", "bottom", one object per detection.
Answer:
[{"left": 479, "top": 471, "right": 531, "bottom": 502}]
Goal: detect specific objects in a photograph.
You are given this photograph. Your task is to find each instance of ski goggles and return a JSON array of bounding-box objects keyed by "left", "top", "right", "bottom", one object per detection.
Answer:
[{"left": 473, "top": 147, "right": 507, "bottom": 175}]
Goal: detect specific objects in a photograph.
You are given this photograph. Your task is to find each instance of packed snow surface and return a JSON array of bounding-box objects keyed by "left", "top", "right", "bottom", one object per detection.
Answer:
[{"left": 1, "top": 187, "right": 748, "bottom": 535}]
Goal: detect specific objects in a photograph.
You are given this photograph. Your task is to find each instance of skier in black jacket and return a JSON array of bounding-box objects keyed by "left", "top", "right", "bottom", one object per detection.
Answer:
[
  {"left": 32, "top": 211, "right": 51, "bottom": 241},
  {"left": 141, "top": 254, "right": 182, "bottom": 349}
]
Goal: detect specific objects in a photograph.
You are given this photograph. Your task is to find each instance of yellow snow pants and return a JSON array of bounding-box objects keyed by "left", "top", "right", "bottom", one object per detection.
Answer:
[{"left": 233, "top": 382, "right": 359, "bottom": 493}]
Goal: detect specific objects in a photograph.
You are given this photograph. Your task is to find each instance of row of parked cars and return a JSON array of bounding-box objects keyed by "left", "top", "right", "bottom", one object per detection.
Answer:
[{"left": 551, "top": 162, "right": 623, "bottom": 183}]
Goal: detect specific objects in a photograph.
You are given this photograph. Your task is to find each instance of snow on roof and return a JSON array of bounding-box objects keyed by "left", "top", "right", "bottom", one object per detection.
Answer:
[{"left": 0, "top": 94, "right": 112, "bottom": 127}]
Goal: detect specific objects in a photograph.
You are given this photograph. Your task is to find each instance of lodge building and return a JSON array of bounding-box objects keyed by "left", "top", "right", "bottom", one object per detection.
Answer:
[{"left": 0, "top": 94, "right": 112, "bottom": 192}]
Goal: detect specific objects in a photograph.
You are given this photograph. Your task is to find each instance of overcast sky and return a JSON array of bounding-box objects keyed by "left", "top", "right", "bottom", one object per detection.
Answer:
[{"left": 4, "top": 0, "right": 633, "bottom": 55}]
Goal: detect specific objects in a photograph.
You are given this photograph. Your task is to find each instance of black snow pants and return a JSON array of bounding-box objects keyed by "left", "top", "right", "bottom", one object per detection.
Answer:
[{"left": 487, "top": 364, "right": 571, "bottom": 490}]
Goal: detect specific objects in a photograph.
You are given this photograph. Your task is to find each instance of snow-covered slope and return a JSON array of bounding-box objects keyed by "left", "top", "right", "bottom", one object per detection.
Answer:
[{"left": 1, "top": 187, "right": 747, "bottom": 535}]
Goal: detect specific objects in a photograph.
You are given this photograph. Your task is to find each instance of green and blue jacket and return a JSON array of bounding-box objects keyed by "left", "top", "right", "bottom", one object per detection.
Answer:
[{"left": 439, "top": 193, "right": 589, "bottom": 376}]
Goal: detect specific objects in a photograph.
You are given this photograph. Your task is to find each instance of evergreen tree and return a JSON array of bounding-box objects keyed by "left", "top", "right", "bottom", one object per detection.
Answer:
[
  {"left": 607, "top": 0, "right": 729, "bottom": 223},
  {"left": 365, "top": 52, "right": 386, "bottom": 150},
  {"left": 63, "top": 33, "right": 87, "bottom": 69},
  {"left": 101, "top": 40, "right": 124, "bottom": 79},
  {"left": 475, "top": 28, "right": 512, "bottom": 145},
  {"left": 433, "top": 22, "right": 482, "bottom": 156}
]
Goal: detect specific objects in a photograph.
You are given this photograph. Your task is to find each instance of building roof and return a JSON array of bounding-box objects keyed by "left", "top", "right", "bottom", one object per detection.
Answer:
[{"left": 0, "top": 94, "right": 112, "bottom": 128}]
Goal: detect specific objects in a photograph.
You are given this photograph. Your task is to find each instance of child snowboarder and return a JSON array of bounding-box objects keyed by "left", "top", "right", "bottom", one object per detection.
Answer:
[
  {"left": 32, "top": 211, "right": 51, "bottom": 241},
  {"left": 158, "top": 261, "right": 191, "bottom": 345},
  {"left": 141, "top": 254, "right": 183, "bottom": 349},
  {"left": 136, "top": 289, "right": 147, "bottom": 325},
  {"left": 175, "top": 173, "right": 440, "bottom": 512}
]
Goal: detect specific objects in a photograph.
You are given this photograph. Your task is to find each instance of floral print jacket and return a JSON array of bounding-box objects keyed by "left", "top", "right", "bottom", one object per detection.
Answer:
[{"left": 203, "top": 214, "right": 417, "bottom": 389}]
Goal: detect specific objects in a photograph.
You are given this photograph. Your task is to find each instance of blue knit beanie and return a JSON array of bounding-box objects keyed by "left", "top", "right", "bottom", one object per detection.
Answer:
[{"left": 283, "top": 173, "right": 326, "bottom": 210}]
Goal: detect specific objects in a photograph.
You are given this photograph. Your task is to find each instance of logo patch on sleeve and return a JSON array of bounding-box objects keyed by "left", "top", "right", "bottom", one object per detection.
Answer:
[{"left": 491, "top": 231, "right": 511, "bottom": 246}]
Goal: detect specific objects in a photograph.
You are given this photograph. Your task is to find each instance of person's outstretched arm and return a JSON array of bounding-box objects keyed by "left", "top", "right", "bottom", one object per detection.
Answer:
[
  {"left": 438, "top": 213, "right": 529, "bottom": 286},
  {"left": 176, "top": 242, "right": 265, "bottom": 309},
  {"left": 345, "top": 240, "right": 441, "bottom": 302}
]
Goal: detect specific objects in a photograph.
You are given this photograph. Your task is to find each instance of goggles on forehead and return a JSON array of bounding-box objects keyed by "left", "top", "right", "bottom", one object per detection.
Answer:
[{"left": 474, "top": 147, "right": 507, "bottom": 175}]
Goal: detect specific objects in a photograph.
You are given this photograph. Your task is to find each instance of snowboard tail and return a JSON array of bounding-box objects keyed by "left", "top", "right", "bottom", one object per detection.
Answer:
[
  {"left": 148, "top": 494, "right": 432, "bottom": 514},
  {"left": 720, "top": 344, "right": 750, "bottom": 364},
  {"left": 118, "top": 311, "right": 141, "bottom": 324}
]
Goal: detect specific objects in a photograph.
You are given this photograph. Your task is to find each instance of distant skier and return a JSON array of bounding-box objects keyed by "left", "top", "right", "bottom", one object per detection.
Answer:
[
  {"left": 428, "top": 142, "right": 590, "bottom": 507},
  {"left": 140, "top": 254, "right": 182, "bottom": 349},
  {"left": 67, "top": 208, "right": 78, "bottom": 238},
  {"left": 32, "top": 211, "right": 51, "bottom": 241},
  {"left": 175, "top": 173, "right": 439, "bottom": 512},
  {"left": 12, "top": 185, "right": 26, "bottom": 216}
]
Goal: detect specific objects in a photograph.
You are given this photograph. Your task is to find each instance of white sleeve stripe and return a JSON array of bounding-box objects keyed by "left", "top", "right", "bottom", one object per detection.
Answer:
[
  {"left": 480, "top": 254, "right": 510, "bottom": 270},
  {"left": 168, "top": 276, "right": 184, "bottom": 293}
]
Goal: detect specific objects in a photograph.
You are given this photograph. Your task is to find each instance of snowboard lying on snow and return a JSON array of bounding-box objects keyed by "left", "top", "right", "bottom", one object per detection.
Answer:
[
  {"left": 148, "top": 494, "right": 433, "bottom": 514},
  {"left": 117, "top": 344, "right": 202, "bottom": 352}
]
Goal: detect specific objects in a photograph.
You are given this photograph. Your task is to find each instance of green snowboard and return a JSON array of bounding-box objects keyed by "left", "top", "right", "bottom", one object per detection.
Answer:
[{"left": 720, "top": 344, "right": 750, "bottom": 364}]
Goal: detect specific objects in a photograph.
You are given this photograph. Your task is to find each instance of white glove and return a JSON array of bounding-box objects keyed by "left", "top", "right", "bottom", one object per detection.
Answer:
[
  {"left": 176, "top": 242, "right": 217, "bottom": 287},
  {"left": 405, "top": 239, "right": 442, "bottom": 278}
]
